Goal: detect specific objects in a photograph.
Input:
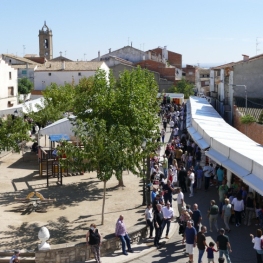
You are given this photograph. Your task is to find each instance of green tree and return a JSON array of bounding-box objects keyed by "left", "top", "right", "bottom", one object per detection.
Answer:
[
  {"left": 26, "top": 83, "right": 75, "bottom": 127},
  {"left": 60, "top": 67, "right": 160, "bottom": 224},
  {"left": 18, "top": 78, "right": 33, "bottom": 94},
  {"left": 174, "top": 79, "right": 194, "bottom": 99},
  {"left": 0, "top": 116, "right": 31, "bottom": 153}
]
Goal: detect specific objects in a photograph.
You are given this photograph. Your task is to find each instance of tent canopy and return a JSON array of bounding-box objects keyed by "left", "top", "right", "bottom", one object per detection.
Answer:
[
  {"left": 0, "top": 98, "right": 44, "bottom": 116},
  {"left": 40, "top": 117, "right": 75, "bottom": 137},
  {"left": 187, "top": 96, "right": 263, "bottom": 195}
]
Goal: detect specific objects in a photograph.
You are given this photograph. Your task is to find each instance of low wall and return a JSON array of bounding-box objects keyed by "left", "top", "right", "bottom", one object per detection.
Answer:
[
  {"left": 35, "top": 225, "right": 147, "bottom": 263},
  {"left": 233, "top": 105, "right": 263, "bottom": 145}
]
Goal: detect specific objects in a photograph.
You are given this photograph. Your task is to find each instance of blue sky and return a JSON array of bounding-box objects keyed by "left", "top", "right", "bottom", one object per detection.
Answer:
[{"left": 1, "top": 0, "right": 263, "bottom": 67}]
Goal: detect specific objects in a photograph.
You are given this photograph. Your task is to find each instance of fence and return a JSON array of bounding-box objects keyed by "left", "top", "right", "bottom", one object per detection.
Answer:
[{"left": 233, "top": 96, "right": 263, "bottom": 121}]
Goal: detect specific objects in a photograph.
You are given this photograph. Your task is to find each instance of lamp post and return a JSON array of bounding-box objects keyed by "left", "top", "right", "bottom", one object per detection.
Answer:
[{"left": 230, "top": 84, "right": 247, "bottom": 115}]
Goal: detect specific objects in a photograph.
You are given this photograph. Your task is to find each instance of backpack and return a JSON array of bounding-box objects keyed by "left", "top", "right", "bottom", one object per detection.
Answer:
[{"left": 261, "top": 238, "right": 263, "bottom": 250}]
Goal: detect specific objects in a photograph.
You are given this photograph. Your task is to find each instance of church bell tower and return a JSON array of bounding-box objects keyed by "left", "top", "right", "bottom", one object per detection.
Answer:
[{"left": 38, "top": 21, "right": 53, "bottom": 60}]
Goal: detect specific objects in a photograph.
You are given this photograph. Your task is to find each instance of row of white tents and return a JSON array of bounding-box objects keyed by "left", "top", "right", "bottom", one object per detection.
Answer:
[{"left": 187, "top": 96, "right": 263, "bottom": 195}]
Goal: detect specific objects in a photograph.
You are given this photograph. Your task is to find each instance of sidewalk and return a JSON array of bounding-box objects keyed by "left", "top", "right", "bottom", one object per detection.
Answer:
[{"left": 86, "top": 128, "right": 178, "bottom": 263}]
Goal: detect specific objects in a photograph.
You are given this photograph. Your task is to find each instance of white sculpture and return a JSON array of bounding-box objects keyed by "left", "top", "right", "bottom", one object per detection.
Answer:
[{"left": 38, "top": 226, "right": 51, "bottom": 250}]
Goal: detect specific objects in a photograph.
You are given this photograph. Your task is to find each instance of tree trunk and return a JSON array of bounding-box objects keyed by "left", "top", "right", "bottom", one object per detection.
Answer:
[
  {"left": 117, "top": 171, "right": 125, "bottom": 187},
  {"left": 101, "top": 181, "right": 107, "bottom": 225},
  {"left": 146, "top": 156, "right": 151, "bottom": 205}
]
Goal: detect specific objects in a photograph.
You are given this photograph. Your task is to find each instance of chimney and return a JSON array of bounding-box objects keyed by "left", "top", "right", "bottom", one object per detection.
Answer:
[
  {"left": 109, "top": 48, "right": 111, "bottom": 53},
  {"left": 59, "top": 51, "right": 62, "bottom": 57},
  {"left": 242, "top": 54, "right": 249, "bottom": 61},
  {"left": 62, "top": 61, "right": 65, "bottom": 70},
  {"left": 131, "top": 42, "right": 132, "bottom": 47},
  {"left": 98, "top": 51, "right": 101, "bottom": 61}
]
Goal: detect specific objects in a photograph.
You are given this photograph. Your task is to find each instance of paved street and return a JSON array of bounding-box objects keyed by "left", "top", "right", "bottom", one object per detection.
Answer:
[{"left": 133, "top": 185, "right": 256, "bottom": 263}]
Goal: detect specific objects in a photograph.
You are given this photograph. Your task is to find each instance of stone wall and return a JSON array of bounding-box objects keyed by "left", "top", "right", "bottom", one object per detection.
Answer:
[
  {"left": 35, "top": 225, "right": 147, "bottom": 263},
  {"left": 233, "top": 105, "right": 263, "bottom": 145}
]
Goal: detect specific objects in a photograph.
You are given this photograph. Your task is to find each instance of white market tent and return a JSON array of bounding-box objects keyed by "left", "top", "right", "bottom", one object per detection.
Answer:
[
  {"left": 0, "top": 98, "right": 44, "bottom": 116},
  {"left": 187, "top": 96, "right": 263, "bottom": 195},
  {"left": 40, "top": 117, "right": 75, "bottom": 137}
]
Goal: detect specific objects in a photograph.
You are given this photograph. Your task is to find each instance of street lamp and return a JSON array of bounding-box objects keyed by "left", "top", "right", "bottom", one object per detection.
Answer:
[{"left": 230, "top": 84, "right": 247, "bottom": 115}]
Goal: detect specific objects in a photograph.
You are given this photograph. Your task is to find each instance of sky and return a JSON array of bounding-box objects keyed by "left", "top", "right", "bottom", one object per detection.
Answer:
[{"left": 1, "top": 0, "right": 263, "bottom": 67}]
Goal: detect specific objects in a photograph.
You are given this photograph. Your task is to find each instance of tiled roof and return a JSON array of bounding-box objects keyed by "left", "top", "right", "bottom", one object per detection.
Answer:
[
  {"left": 198, "top": 68, "right": 210, "bottom": 74},
  {"left": 211, "top": 62, "right": 236, "bottom": 70},
  {"left": 50, "top": 56, "right": 73, "bottom": 62},
  {"left": 35, "top": 61, "right": 104, "bottom": 71},
  {"left": 2, "top": 54, "right": 40, "bottom": 65},
  {"left": 12, "top": 65, "right": 37, "bottom": 69}
]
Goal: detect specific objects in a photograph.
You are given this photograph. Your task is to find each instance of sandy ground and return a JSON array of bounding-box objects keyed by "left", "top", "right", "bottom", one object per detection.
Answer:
[{"left": 0, "top": 151, "right": 145, "bottom": 250}]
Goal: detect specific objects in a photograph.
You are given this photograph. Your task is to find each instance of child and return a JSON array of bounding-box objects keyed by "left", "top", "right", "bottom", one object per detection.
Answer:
[{"left": 206, "top": 241, "right": 218, "bottom": 263}]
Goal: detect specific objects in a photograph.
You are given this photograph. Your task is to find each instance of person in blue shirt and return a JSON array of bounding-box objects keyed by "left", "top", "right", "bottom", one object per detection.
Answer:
[
  {"left": 151, "top": 188, "right": 157, "bottom": 202},
  {"left": 183, "top": 220, "right": 197, "bottom": 263},
  {"left": 216, "top": 165, "right": 224, "bottom": 187},
  {"left": 192, "top": 203, "right": 202, "bottom": 233},
  {"left": 206, "top": 241, "right": 218, "bottom": 263}
]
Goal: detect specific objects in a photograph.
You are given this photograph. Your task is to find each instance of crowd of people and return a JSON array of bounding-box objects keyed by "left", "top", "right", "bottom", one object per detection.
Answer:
[{"left": 144, "top": 96, "right": 263, "bottom": 263}]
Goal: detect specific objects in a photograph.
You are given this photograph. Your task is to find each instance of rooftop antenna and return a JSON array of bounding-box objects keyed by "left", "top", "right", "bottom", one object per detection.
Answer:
[
  {"left": 256, "top": 37, "right": 261, "bottom": 55},
  {"left": 23, "top": 45, "right": 26, "bottom": 56},
  {"left": 65, "top": 50, "right": 67, "bottom": 57},
  {"left": 128, "top": 37, "right": 129, "bottom": 46},
  {"left": 84, "top": 53, "right": 86, "bottom": 61}
]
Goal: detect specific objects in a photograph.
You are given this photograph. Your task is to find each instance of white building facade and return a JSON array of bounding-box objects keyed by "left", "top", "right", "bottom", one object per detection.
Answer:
[
  {"left": 33, "top": 61, "right": 109, "bottom": 98},
  {"left": 0, "top": 58, "right": 18, "bottom": 110}
]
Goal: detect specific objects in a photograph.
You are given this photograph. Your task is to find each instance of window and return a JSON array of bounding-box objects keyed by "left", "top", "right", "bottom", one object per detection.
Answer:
[
  {"left": 9, "top": 72, "right": 12, "bottom": 80},
  {"left": 22, "top": 70, "right": 27, "bottom": 75},
  {"left": 8, "top": 87, "right": 14, "bottom": 96},
  {"left": 78, "top": 72, "right": 81, "bottom": 76},
  {"left": 9, "top": 59, "right": 11, "bottom": 63},
  {"left": 48, "top": 73, "right": 51, "bottom": 76}
]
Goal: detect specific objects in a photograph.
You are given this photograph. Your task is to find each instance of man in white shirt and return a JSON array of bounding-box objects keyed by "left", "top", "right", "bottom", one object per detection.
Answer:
[
  {"left": 177, "top": 187, "right": 184, "bottom": 215},
  {"left": 188, "top": 170, "right": 195, "bottom": 197},
  {"left": 203, "top": 163, "right": 213, "bottom": 191},
  {"left": 161, "top": 201, "right": 174, "bottom": 238}
]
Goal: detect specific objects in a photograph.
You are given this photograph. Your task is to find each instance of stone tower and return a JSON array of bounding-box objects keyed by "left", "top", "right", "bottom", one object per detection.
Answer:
[{"left": 38, "top": 21, "right": 53, "bottom": 60}]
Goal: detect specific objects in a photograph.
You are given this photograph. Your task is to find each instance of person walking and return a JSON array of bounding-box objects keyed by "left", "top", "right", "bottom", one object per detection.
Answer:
[
  {"left": 250, "top": 229, "right": 263, "bottom": 263},
  {"left": 177, "top": 187, "right": 184, "bottom": 216},
  {"left": 231, "top": 193, "right": 244, "bottom": 227},
  {"left": 197, "top": 225, "right": 208, "bottom": 263},
  {"left": 208, "top": 200, "right": 219, "bottom": 233},
  {"left": 86, "top": 223, "right": 102, "bottom": 263},
  {"left": 206, "top": 241, "right": 218, "bottom": 263},
  {"left": 188, "top": 169, "right": 195, "bottom": 197},
  {"left": 216, "top": 228, "right": 232, "bottom": 263},
  {"left": 153, "top": 204, "right": 164, "bottom": 248},
  {"left": 161, "top": 201, "right": 174, "bottom": 239},
  {"left": 163, "top": 180, "right": 174, "bottom": 205},
  {"left": 192, "top": 203, "right": 202, "bottom": 233},
  {"left": 203, "top": 163, "right": 213, "bottom": 191},
  {"left": 115, "top": 215, "right": 133, "bottom": 255},
  {"left": 196, "top": 166, "right": 203, "bottom": 190},
  {"left": 221, "top": 198, "right": 232, "bottom": 233},
  {"left": 169, "top": 119, "right": 174, "bottom": 132},
  {"left": 162, "top": 155, "right": 168, "bottom": 179},
  {"left": 245, "top": 192, "right": 256, "bottom": 226},
  {"left": 162, "top": 116, "right": 167, "bottom": 131},
  {"left": 9, "top": 250, "right": 20, "bottom": 263},
  {"left": 161, "top": 128, "right": 165, "bottom": 144},
  {"left": 218, "top": 180, "right": 228, "bottom": 214},
  {"left": 178, "top": 166, "right": 187, "bottom": 193},
  {"left": 183, "top": 220, "right": 197, "bottom": 263},
  {"left": 145, "top": 204, "right": 154, "bottom": 238}
]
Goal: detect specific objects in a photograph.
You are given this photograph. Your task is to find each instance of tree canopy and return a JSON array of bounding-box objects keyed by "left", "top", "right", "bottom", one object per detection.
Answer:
[
  {"left": 18, "top": 78, "right": 33, "bottom": 94},
  {"left": 59, "top": 67, "right": 160, "bottom": 224},
  {"left": 174, "top": 79, "right": 194, "bottom": 99}
]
